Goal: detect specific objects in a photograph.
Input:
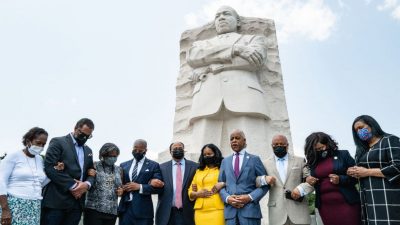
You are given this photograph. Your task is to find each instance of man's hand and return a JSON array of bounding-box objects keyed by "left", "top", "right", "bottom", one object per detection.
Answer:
[
  {"left": 116, "top": 187, "right": 124, "bottom": 196},
  {"left": 211, "top": 182, "right": 225, "bottom": 193},
  {"left": 265, "top": 176, "right": 276, "bottom": 186},
  {"left": 234, "top": 195, "right": 252, "bottom": 205},
  {"left": 122, "top": 182, "right": 141, "bottom": 192},
  {"left": 149, "top": 179, "right": 164, "bottom": 188},
  {"left": 87, "top": 168, "right": 96, "bottom": 177},
  {"left": 70, "top": 180, "right": 89, "bottom": 199},
  {"left": 233, "top": 45, "right": 264, "bottom": 67},
  {"left": 227, "top": 195, "right": 244, "bottom": 208},
  {"left": 291, "top": 188, "right": 301, "bottom": 200},
  {"left": 328, "top": 174, "right": 340, "bottom": 184}
]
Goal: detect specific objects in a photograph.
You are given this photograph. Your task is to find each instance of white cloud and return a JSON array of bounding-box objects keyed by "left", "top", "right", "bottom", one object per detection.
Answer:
[
  {"left": 377, "top": 0, "right": 400, "bottom": 21},
  {"left": 377, "top": 0, "right": 398, "bottom": 10},
  {"left": 184, "top": 0, "right": 338, "bottom": 42}
]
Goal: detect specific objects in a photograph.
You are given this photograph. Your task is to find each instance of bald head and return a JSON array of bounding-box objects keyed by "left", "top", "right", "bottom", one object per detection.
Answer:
[
  {"left": 134, "top": 139, "right": 147, "bottom": 148},
  {"left": 271, "top": 135, "right": 288, "bottom": 146}
]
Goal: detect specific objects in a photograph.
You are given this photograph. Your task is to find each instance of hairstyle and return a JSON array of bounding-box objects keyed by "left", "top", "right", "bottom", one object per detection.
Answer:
[
  {"left": 215, "top": 6, "right": 241, "bottom": 28},
  {"left": 133, "top": 139, "right": 147, "bottom": 148},
  {"left": 99, "top": 143, "right": 120, "bottom": 160},
  {"left": 352, "top": 115, "right": 386, "bottom": 162},
  {"left": 304, "top": 132, "right": 338, "bottom": 168},
  {"left": 22, "top": 127, "right": 48, "bottom": 146},
  {"left": 198, "top": 143, "right": 224, "bottom": 170},
  {"left": 169, "top": 142, "right": 185, "bottom": 152},
  {"left": 74, "top": 118, "right": 95, "bottom": 130}
]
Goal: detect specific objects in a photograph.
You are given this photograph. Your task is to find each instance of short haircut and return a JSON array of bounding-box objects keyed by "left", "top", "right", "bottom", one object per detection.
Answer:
[
  {"left": 75, "top": 118, "right": 95, "bottom": 130},
  {"left": 169, "top": 142, "right": 185, "bottom": 152},
  {"left": 134, "top": 139, "right": 147, "bottom": 148},
  {"left": 99, "top": 143, "right": 120, "bottom": 159}
]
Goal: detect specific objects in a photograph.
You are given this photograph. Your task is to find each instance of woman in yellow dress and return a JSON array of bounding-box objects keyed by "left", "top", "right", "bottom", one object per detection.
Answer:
[{"left": 188, "top": 144, "right": 225, "bottom": 225}]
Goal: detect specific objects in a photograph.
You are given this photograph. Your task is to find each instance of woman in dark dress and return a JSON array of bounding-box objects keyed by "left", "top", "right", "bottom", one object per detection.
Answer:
[
  {"left": 305, "top": 132, "right": 361, "bottom": 225},
  {"left": 347, "top": 115, "right": 400, "bottom": 225}
]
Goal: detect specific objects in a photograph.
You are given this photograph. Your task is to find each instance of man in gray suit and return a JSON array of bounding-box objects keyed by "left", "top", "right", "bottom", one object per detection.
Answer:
[
  {"left": 219, "top": 129, "right": 269, "bottom": 225},
  {"left": 155, "top": 142, "right": 198, "bottom": 225},
  {"left": 256, "top": 134, "right": 313, "bottom": 225}
]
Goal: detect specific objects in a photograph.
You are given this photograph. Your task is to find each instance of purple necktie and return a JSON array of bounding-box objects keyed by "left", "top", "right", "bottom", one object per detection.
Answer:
[{"left": 234, "top": 153, "right": 240, "bottom": 178}]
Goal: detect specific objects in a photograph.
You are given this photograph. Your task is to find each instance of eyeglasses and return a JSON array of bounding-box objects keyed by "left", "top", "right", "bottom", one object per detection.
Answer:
[{"left": 77, "top": 129, "right": 93, "bottom": 139}]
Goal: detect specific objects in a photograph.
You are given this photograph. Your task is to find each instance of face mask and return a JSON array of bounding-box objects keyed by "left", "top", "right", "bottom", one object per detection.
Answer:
[
  {"left": 357, "top": 128, "right": 373, "bottom": 141},
  {"left": 103, "top": 156, "right": 117, "bottom": 166},
  {"left": 74, "top": 134, "right": 88, "bottom": 147},
  {"left": 203, "top": 156, "right": 217, "bottom": 165},
  {"left": 132, "top": 152, "right": 145, "bottom": 161},
  {"left": 28, "top": 145, "right": 44, "bottom": 155},
  {"left": 172, "top": 148, "right": 184, "bottom": 160},
  {"left": 318, "top": 150, "right": 328, "bottom": 159},
  {"left": 273, "top": 146, "right": 287, "bottom": 158}
]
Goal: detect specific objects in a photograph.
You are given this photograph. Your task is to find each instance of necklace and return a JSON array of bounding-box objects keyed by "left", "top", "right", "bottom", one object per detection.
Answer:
[{"left": 24, "top": 150, "right": 40, "bottom": 192}]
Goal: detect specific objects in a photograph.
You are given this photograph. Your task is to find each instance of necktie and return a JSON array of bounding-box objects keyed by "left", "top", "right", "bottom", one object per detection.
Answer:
[
  {"left": 277, "top": 158, "right": 286, "bottom": 182},
  {"left": 234, "top": 153, "right": 240, "bottom": 178},
  {"left": 175, "top": 162, "right": 183, "bottom": 208},
  {"left": 131, "top": 161, "right": 138, "bottom": 182}
]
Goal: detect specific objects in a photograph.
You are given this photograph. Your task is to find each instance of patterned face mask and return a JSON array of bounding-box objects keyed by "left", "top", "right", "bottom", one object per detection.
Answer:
[{"left": 357, "top": 127, "right": 373, "bottom": 141}]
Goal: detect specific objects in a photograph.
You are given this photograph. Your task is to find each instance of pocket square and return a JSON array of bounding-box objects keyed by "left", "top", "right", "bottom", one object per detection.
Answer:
[
  {"left": 145, "top": 169, "right": 150, "bottom": 172},
  {"left": 88, "top": 153, "right": 92, "bottom": 157},
  {"left": 291, "top": 166, "right": 300, "bottom": 169}
]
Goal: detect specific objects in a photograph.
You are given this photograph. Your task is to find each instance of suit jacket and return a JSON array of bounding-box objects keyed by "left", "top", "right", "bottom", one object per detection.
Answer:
[
  {"left": 259, "top": 154, "right": 313, "bottom": 225},
  {"left": 42, "top": 134, "right": 94, "bottom": 209},
  {"left": 311, "top": 150, "right": 360, "bottom": 208},
  {"left": 218, "top": 151, "right": 268, "bottom": 220},
  {"left": 118, "top": 157, "right": 162, "bottom": 219},
  {"left": 155, "top": 159, "right": 197, "bottom": 225},
  {"left": 187, "top": 33, "right": 269, "bottom": 122}
]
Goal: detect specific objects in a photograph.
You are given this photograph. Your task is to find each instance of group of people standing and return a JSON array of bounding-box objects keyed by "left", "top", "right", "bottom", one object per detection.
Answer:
[{"left": 0, "top": 115, "right": 400, "bottom": 225}]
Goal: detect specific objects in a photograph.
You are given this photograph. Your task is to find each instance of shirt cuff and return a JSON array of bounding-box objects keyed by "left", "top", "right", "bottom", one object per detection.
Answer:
[
  {"left": 69, "top": 183, "right": 77, "bottom": 190},
  {"left": 260, "top": 176, "right": 268, "bottom": 186},
  {"left": 297, "top": 186, "right": 306, "bottom": 197},
  {"left": 248, "top": 194, "right": 253, "bottom": 201},
  {"left": 84, "top": 181, "right": 91, "bottom": 190},
  {"left": 225, "top": 195, "right": 230, "bottom": 204},
  {"left": 139, "top": 184, "right": 143, "bottom": 194}
]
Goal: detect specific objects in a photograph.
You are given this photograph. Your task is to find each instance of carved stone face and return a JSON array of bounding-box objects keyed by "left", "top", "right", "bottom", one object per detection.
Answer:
[{"left": 214, "top": 6, "right": 239, "bottom": 34}]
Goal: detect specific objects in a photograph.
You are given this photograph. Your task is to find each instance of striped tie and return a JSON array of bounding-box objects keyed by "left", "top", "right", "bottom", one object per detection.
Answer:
[{"left": 131, "top": 161, "right": 138, "bottom": 182}]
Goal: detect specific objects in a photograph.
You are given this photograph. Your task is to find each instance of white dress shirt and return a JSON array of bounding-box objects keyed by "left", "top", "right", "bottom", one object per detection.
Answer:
[{"left": 128, "top": 156, "right": 145, "bottom": 199}]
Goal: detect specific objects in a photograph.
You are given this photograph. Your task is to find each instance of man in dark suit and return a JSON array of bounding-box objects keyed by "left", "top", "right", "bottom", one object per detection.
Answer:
[
  {"left": 219, "top": 129, "right": 269, "bottom": 225},
  {"left": 155, "top": 142, "right": 198, "bottom": 225},
  {"left": 119, "top": 139, "right": 163, "bottom": 225},
  {"left": 42, "top": 118, "right": 95, "bottom": 225}
]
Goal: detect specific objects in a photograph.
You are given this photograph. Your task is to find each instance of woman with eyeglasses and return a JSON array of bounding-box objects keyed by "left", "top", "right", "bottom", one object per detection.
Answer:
[
  {"left": 0, "top": 127, "right": 63, "bottom": 225},
  {"left": 304, "top": 132, "right": 360, "bottom": 225},
  {"left": 347, "top": 115, "right": 400, "bottom": 225}
]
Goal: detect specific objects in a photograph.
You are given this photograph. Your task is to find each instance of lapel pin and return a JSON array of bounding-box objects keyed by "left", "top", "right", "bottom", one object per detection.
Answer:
[{"left": 334, "top": 156, "right": 338, "bottom": 160}]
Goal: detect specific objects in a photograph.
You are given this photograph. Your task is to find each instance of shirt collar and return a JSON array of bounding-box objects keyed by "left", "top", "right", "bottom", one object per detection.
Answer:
[
  {"left": 134, "top": 156, "right": 146, "bottom": 164},
  {"left": 275, "top": 153, "right": 289, "bottom": 161},
  {"left": 172, "top": 158, "right": 185, "bottom": 166},
  {"left": 233, "top": 148, "right": 246, "bottom": 156},
  {"left": 69, "top": 133, "right": 78, "bottom": 146}
]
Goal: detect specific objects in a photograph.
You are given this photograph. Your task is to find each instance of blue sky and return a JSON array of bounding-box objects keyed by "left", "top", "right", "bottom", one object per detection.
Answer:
[{"left": 0, "top": 0, "right": 399, "bottom": 162}]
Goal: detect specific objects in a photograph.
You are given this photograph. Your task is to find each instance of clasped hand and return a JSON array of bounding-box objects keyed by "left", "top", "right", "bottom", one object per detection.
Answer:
[
  {"left": 122, "top": 182, "right": 140, "bottom": 192},
  {"left": 70, "top": 179, "right": 89, "bottom": 199},
  {"left": 227, "top": 195, "right": 251, "bottom": 208}
]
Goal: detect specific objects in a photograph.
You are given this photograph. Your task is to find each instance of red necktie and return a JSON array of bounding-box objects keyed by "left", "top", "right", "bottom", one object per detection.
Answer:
[
  {"left": 234, "top": 153, "right": 240, "bottom": 178},
  {"left": 175, "top": 162, "right": 183, "bottom": 208}
]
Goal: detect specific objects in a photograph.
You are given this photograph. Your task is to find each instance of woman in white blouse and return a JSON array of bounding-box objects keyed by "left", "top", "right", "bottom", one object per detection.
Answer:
[{"left": 0, "top": 127, "right": 54, "bottom": 225}]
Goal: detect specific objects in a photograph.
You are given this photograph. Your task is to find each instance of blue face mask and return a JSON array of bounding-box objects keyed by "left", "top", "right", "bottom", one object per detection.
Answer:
[{"left": 357, "top": 128, "right": 372, "bottom": 141}]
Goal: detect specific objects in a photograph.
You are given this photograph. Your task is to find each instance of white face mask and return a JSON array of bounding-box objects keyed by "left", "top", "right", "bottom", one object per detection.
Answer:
[{"left": 28, "top": 145, "right": 44, "bottom": 155}]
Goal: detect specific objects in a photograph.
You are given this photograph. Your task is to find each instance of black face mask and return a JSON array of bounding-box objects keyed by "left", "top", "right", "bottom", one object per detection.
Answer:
[
  {"left": 132, "top": 152, "right": 145, "bottom": 161},
  {"left": 74, "top": 134, "right": 88, "bottom": 147},
  {"left": 203, "top": 156, "right": 217, "bottom": 165},
  {"left": 273, "top": 146, "right": 287, "bottom": 158},
  {"left": 317, "top": 150, "right": 328, "bottom": 159},
  {"left": 172, "top": 148, "right": 184, "bottom": 160}
]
